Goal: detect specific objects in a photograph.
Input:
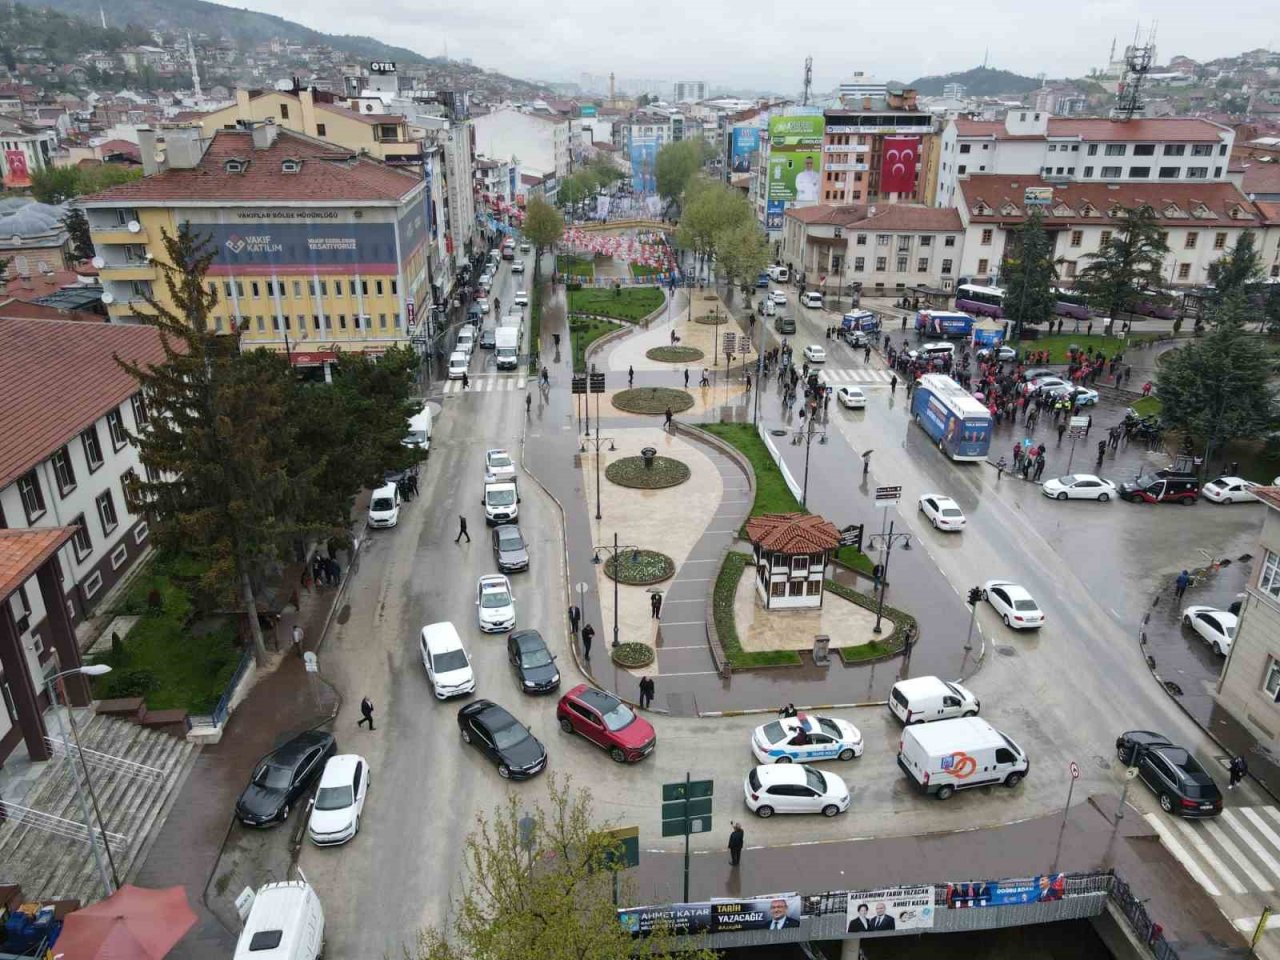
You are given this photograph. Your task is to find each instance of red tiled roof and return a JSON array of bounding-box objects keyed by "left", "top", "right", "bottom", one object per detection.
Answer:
[
  {"left": 784, "top": 204, "right": 867, "bottom": 226},
  {"left": 1252, "top": 487, "right": 1280, "bottom": 512},
  {"left": 954, "top": 116, "right": 1228, "bottom": 143},
  {"left": 0, "top": 271, "right": 87, "bottom": 302},
  {"left": 0, "top": 298, "right": 103, "bottom": 323},
  {"left": 1254, "top": 201, "right": 1280, "bottom": 224},
  {"left": 958, "top": 175, "right": 1258, "bottom": 227},
  {"left": 0, "top": 318, "right": 167, "bottom": 489},
  {"left": 745, "top": 513, "right": 840, "bottom": 553},
  {"left": 97, "top": 138, "right": 141, "bottom": 159},
  {"left": 78, "top": 128, "right": 422, "bottom": 205},
  {"left": 847, "top": 205, "right": 962, "bottom": 232},
  {"left": 0, "top": 527, "right": 75, "bottom": 600},
  {"left": 1242, "top": 162, "right": 1280, "bottom": 197}
]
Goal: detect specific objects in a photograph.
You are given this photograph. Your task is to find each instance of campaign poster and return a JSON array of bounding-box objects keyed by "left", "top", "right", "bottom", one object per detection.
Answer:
[
  {"left": 766, "top": 115, "right": 824, "bottom": 202},
  {"left": 945, "top": 874, "right": 1066, "bottom": 908},
  {"left": 620, "top": 895, "right": 802, "bottom": 937},
  {"left": 630, "top": 141, "right": 658, "bottom": 194},
  {"left": 844, "top": 886, "right": 935, "bottom": 934},
  {"left": 765, "top": 199, "right": 786, "bottom": 231},
  {"left": 730, "top": 127, "right": 761, "bottom": 174}
]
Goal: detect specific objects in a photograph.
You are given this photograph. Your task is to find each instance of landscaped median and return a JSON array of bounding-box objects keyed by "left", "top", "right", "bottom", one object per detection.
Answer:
[
  {"left": 568, "top": 286, "right": 665, "bottom": 323},
  {"left": 569, "top": 315, "right": 621, "bottom": 373}
]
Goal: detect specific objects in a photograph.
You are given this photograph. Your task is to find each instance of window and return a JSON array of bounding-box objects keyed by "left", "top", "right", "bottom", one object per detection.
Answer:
[
  {"left": 980, "top": 229, "right": 993, "bottom": 245},
  {"left": 1178, "top": 263, "right": 1191, "bottom": 279},
  {"left": 944, "top": 236, "right": 956, "bottom": 247},
  {"left": 1101, "top": 166, "right": 1122, "bottom": 178},
  {"left": 82, "top": 571, "right": 102, "bottom": 598},
  {"left": 1048, "top": 144, "right": 1057, "bottom": 153},
  {"left": 876, "top": 235, "right": 890, "bottom": 247},
  {"left": 977, "top": 259, "right": 989, "bottom": 274},
  {"left": 875, "top": 257, "right": 887, "bottom": 271},
  {"left": 920, "top": 235, "right": 932, "bottom": 247},
  {"left": 256, "top": 315, "right": 265, "bottom": 331},
  {"left": 1261, "top": 550, "right": 1280, "bottom": 599},
  {"left": 1214, "top": 232, "right": 1228, "bottom": 250},
  {"left": 1158, "top": 232, "right": 1169, "bottom": 245},
  {"left": 279, "top": 103, "right": 289, "bottom": 119},
  {"left": 110, "top": 544, "right": 127, "bottom": 570},
  {"left": 790, "top": 555, "right": 809, "bottom": 574},
  {"left": 897, "top": 236, "right": 911, "bottom": 251},
  {"left": 1070, "top": 230, "right": 1083, "bottom": 247},
  {"left": 70, "top": 514, "right": 92, "bottom": 561},
  {"left": 51, "top": 446, "right": 76, "bottom": 495},
  {"left": 251, "top": 281, "right": 260, "bottom": 298},
  {"left": 316, "top": 123, "right": 327, "bottom": 137},
  {"left": 854, "top": 256, "right": 865, "bottom": 271},
  {"left": 1087, "top": 144, "right": 1099, "bottom": 156},
  {"left": 917, "top": 257, "right": 928, "bottom": 272},
  {"left": 1190, "top": 143, "right": 1213, "bottom": 157},
  {"left": 1134, "top": 144, "right": 1155, "bottom": 156},
  {"left": 1083, "top": 166, "right": 1094, "bottom": 177},
  {"left": 131, "top": 393, "right": 149, "bottom": 427},
  {"left": 1129, "top": 167, "right": 1151, "bottom": 178},
  {"left": 941, "top": 258, "right": 953, "bottom": 275},
  {"left": 1104, "top": 144, "right": 1126, "bottom": 156},
  {"left": 959, "top": 143, "right": 971, "bottom": 154},
  {"left": 1163, "top": 144, "right": 1185, "bottom": 156},
  {"left": 856, "top": 234, "right": 867, "bottom": 246},
  {"left": 18, "top": 471, "right": 44, "bottom": 522},
  {"left": 107, "top": 409, "right": 128, "bottom": 450},
  {"left": 1159, "top": 167, "right": 1179, "bottom": 179},
  {"left": 375, "top": 280, "right": 384, "bottom": 296},
  {"left": 1100, "top": 230, "right": 1112, "bottom": 245},
  {"left": 293, "top": 280, "right": 302, "bottom": 298},
  {"left": 896, "top": 255, "right": 908, "bottom": 272},
  {"left": 223, "top": 281, "right": 233, "bottom": 298},
  {"left": 1064, "top": 260, "right": 1077, "bottom": 278},
  {"left": 95, "top": 490, "right": 119, "bottom": 536},
  {"left": 379, "top": 313, "right": 387, "bottom": 329},
  {"left": 81, "top": 426, "right": 104, "bottom": 473},
  {"left": 1187, "top": 167, "right": 1209, "bottom": 179},
  {"left": 1184, "top": 232, "right": 1198, "bottom": 250},
  {"left": 391, "top": 279, "right": 398, "bottom": 295},
  {"left": 957, "top": 165, "right": 967, "bottom": 175},
  {"left": 1214, "top": 167, "right": 1222, "bottom": 179}
]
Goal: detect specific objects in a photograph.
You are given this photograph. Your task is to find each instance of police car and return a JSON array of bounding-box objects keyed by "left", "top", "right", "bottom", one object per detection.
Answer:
[{"left": 750, "top": 713, "right": 864, "bottom": 764}]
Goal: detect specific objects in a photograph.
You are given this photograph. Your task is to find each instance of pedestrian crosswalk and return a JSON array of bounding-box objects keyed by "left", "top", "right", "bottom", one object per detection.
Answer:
[
  {"left": 814, "top": 368, "right": 895, "bottom": 384},
  {"left": 442, "top": 375, "right": 527, "bottom": 395},
  {"left": 1145, "top": 806, "right": 1280, "bottom": 899}
]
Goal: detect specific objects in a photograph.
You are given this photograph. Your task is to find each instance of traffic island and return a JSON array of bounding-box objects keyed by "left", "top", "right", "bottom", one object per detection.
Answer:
[
  {"left": 603, "top": 548, "right": 675, "bottom": 584},
  {"left": 611, "top": 387, "right": 694, "bottom": 415},
  {"left": 694, "top": 312, "right": 729, "bottom": 325},
  {"left": 611, "top": 642, "right": 655, "bottom": 668},
  {"left": 605, "top": 455, "right": 690, "bottom": 490},
  {"left": 645, "top": 345, "right": 705, "bottom": 363}
]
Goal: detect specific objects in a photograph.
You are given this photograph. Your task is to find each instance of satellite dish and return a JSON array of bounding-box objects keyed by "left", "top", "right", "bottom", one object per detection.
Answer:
[
  {"left": 143, "top": 251, "right": 152, "bottom": 261},
  {"left": 154, "top": 149, "right": 166, "bottom": 164},
  {"left": 91, "top": 255, "right": 105, "bottom": 268},
  {"left": 101, "top": 291, "right": 115, "bottom": 304},
  {"left": 127, "top": 220, "right": 141, "bottom": 233}
]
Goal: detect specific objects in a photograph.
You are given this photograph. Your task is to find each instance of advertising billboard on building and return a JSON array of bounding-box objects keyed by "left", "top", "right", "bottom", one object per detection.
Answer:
[
  {"left": 843, "top": 886, "right": 935, "bottom": 934},
  {"left": 188, "top": 221, "right": 399, "bottom": 275},
  {"left": 730, "top": 126, "right": 761, "bottom": 174},
  {"left": 766, "top": 115, "right": 824, "bottom": 203},
  {"left": 620, "top": 895, "right": 802, "bottom": 937},
  {"left": 630, "top": 140, "right": 658, "bottom": 194}
]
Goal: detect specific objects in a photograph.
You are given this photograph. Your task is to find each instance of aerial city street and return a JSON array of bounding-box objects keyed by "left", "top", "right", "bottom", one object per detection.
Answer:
[{"left": 5, "top": 2, "right": 1280, "bottom": 959}]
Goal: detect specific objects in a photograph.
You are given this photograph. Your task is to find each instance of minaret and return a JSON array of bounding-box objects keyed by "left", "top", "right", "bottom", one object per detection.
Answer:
[
  {"left": 609, "top": 72, "right": 615, "bottom": 101},
  {"left": 187, "top": 31, "right": 202, "bottom": 99},
  {"left": 99, "top": 4, "right": 106, "bottom": 27}
]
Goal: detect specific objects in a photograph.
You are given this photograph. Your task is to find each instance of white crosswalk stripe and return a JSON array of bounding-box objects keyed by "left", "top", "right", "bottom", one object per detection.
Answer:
[
  {"left": 816, "top": 369, "right": 892, "bottom": 384},
  {"left": 1144, "top": 806, "right": 1280, "bottom": 899},
  {"left": 442, "top": 376, "right": 527, "bottom": 395}
]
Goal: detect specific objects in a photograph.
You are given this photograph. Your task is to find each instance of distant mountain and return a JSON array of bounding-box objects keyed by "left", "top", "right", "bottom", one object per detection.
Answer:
[{"left": 908, "top": 66, "right": 1043, "bottom": 97}]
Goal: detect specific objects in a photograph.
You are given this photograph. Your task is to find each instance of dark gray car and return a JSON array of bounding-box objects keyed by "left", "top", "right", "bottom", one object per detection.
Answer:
[{"left": 492, "top": 524, "right": 529, "bottom": 572}]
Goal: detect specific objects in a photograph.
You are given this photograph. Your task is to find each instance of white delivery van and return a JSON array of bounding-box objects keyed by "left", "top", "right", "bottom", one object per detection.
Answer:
[
  {"left": 367, "top": 482, "right": 401, "bottom": 529},
  {"left": 888, "top": 676, "right": 980, "bottom": 725},
  {"left": 801, "top": 291, "right": 825, "bottom": 309},
  {"left": 897, "top": 716, "right": 1028, "bottom": 800},
  {"left": 403, "top": 408, "right": 432, "bottom": 452},
  {"left": 420, "top": 621, "right": 475, "bottom": 699},
  {"left": 483, "top": 478, "right": 520, "bottom": 525},
  {"left": 494, "top": 327, "right": 520, "bottom": 371},
  {"left": 234, "top": 881, "right": 324, "bottom": 960},
  {"left": 768, "top": 265, "right": 790, "bottom": 282}
]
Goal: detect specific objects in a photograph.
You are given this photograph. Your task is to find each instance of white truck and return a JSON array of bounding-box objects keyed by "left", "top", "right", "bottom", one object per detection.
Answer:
[
  {"left": 494, "top": 326, "right": 520, "bottom": 371},
  {"left": 897, "top": 716, "right": 1028, "bottom": 800},
  {"left": 483, "top": 477, "right": 520, "bottom": 524},
  {"left": 234, "top": 881, "right": 324, "bottom": 960}
]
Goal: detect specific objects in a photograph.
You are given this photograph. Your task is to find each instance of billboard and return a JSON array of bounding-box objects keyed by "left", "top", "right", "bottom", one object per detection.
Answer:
[
  {"left": 730, "top": 126, "right": 760, "bottom": 174},
  {"left": 766, "top": 115, "right": 824, "bottom": 203},
  {"left": 630, "top": 140, "right": 658, "bottom": 194},
  {"left": 3, "top": 149, "right": 31, "bottom": 188},
  {"left": 765, "top": 199, "right": 785, "bottom": 231},
  {"left": 1024, "top": 186, "right": 1053, "bottom": 207},
  {"left": 844, "top": 886, "right": 935, "bottom": 934},
  {"left": 620, "top": 895, "right": 802, "bottom": 937},
  {"left": 880, "top": 136, "right": 920, "bottom": 195},
  {"left": 945, "top": 874, "right": 1067, "bottom": 908},
  {"left": 188, "top": 222, "right": 398, "bottom": 275}
]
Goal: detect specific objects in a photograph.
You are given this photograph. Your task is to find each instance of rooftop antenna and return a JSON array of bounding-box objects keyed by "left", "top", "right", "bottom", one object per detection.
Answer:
[
  {"left": 99, "top": 3, "right": 106, "bottom": 27},
  {"left": 1113, "top": 23, "right": 1154, "bottom": 120},
  {"left": 983, "top": 48, "right": 989, "bottom": 69},
  {"left": 801, "top": 55, "right": 813, "bottom": 106}
]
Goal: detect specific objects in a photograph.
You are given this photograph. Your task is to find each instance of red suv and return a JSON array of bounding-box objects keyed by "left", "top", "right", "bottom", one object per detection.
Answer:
[{"left": 556, "top": 684, "right": 656, "bottom": 763}]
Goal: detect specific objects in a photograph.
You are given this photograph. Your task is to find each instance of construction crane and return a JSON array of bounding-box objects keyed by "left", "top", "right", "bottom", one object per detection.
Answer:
[{"left": 801, "top": 56, "right": 813, "bottom": 106}]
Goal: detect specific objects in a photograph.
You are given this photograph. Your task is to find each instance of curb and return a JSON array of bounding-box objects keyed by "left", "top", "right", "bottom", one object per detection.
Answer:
[
  {"left": 702, "top": 700, "right": 888, "bottom": 717},
  {"left": 583, "top": 320, "right": 635, "bottom": 370}
]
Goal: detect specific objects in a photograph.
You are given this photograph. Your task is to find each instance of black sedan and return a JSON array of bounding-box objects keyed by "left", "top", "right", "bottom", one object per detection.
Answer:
[
  {"left": 479, "top": 327, "right": 496, "bottom": 349},
  {"left": 492, "top": 524, "right": 530, "bottom": 572},
  {"left": 1116, "top": 730, "right": 1223, "bottom": 818},
  {"left": 508, "top": 630, "right": 560, "bottom": 694},
  {"left": 457, "top": 700, "right": 547, "bottom": 780},
  {"left": 235, "top": 730, "right": 336, "bottom": 826}
]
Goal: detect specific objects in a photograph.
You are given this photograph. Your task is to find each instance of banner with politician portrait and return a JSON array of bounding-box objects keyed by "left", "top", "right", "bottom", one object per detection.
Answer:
[
  {"left": 730, "top": 126, "right": 761, "bottom": 174},
  {"left": 945, "top": 874, "right": 1067, "bottom": 908},
  {"left": 844, "top": 886, "right": 935, "bottom": 935},
  {"left": 619, "top": 895, "right": 802, "bottom": 937},
  {"left": 766, "top": 115, "right": 824, "bottom": 203}
]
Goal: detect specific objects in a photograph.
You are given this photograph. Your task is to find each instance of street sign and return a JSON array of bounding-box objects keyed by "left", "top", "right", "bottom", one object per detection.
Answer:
[
  {"left": 838, "top": 523, "right": 864, "bottom": 550},
  {"left": 874, "top": 485, "right": 902, "bottom": 507},
  {"left": 1067, "top": 415, "right": 1089, "bottom": 440},
  {"left": 589, "top": 372, "right": 606, "bottom": 394},
  {"left": 571, "top": 374, "right": 587, "bottom": 395},
  {"left": 661, "top": 778, "right": 714, "bottom": 840},
  {"left": 723, "top": 332, "right": 737, "bottom": 353},
  {"left": 664, "top": 796, "right": 712, "bottom": 819},
  {"left": 576, "top": 581, "right": 590, "bottom": 596},
  {"left": 663, "top": 779, "right": 713, "bottom": 802},
  {"left": 302, "top": 652, "right": 318, "bottom": 674},
  {"left": 661, "top": 816, "right": 712, "bottom": 838},
  {"left": 1069, "top": 760, "right": 1080, "bottom": 780}
]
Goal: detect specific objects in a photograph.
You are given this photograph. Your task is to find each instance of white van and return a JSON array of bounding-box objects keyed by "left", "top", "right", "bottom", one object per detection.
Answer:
[
  {"left": 768, "top": 265, "right": 790, "bottom": 282},
  {"left": 764, "top": 299, "right": 777, "bottom": 317},
  {"left": 888, "top": 676, "right": 980, "bottom": 725},
  {"left": 403, "top": 407, "right": 432, "bottom": 453},
  {"left": 897, "top": 716, "right": 1028, "bottom": 800},
  {"left": 801, "top": 291, "right": 825, "bottom": 309},
  {"left": 367, "top": 482, "right": 401, "bottom": 529},
  {"left": 483, "top": 478, "right": 520, "bottom": 525},
  {"left": 420, "top": 621, "right": 475, "bottom": 699},
  {"left": 234, "top": 881, "right": 324, "bottom": 960}
]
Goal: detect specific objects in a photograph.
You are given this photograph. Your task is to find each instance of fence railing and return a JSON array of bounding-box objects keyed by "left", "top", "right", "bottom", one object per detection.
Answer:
[
  {"left": 186, "top": 648, "right": 253, "bottom": 730},
  {"left": 44, "top": 737, "right": 165, "bottom": 784},
  {"left": 1110, "top": 875, "right": 1181, "bottom": 960}
]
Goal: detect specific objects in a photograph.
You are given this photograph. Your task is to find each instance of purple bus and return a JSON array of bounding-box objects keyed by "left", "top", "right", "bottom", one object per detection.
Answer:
[
  {"left": 955, "top": 283, "right": 1004, "bottom": 318},
  {"left": 1132, "top": 296, "right": 1177, "bottom": 320},
  {"left": 1052, "top": 288, "right": 1092, "bottom": 320}
]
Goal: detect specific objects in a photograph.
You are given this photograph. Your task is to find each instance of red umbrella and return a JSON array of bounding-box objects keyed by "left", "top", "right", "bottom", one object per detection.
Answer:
[{"left": 55, "top": 885, "right": 197, "bottom": 960}]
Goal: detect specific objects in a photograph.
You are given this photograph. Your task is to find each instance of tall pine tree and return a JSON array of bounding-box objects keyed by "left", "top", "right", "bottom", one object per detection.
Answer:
[
  {"left": 1076, "top": 204, "right": 1170, "bottom": 322},
  {"left": 1000, "top": 209, "right": 1059, "bottom": 341}
]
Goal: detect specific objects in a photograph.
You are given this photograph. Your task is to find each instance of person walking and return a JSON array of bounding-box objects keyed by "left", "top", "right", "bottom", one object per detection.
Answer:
[
  {"left": 568, "top": 603, "right": 581, "bottom": 636},
  {"left": 651, "top": 592, "right": 663, "bottom": 619},
  {"left": 455, "top": 515, "right": 471, "bottom": 543},
  {"left": 581, "top": 623, "right": 595, "bottom": 660},
  {"left": 664, "top": 406, "right": 674, "bottom": 431},
  {"left": 1095, "top": 440, "right": 1106, "bottom": 469},
  {"left": 358, "top": 696, "right": 375, "bottom": 730},
  {"left": 728, "top": 821, "right": 745, "bottom": 866},
  {"left": 1229, "top": 754, "right": 1249, "bottom": 789},
  {"left": 890, "top": 374, "right": 898, "bottom": 394},
  {"left": 684, "top": 369, "right": 690, "bottom": 388},
  {"left": 1174, "top": 570, "right": 1191, "bottom": 599},
  {"left": 864, "top": 345, "right": 872, "bottom": 364},
  {"left": 628, "top": 365, "right": 634, "bottom": 387},
  {"left": 291, "top": 623, "right": 304, "bottom": 658},
  {"left": 638, "top": 676, "right": 655, "bottom": 709},
  {"left": 461, "top": 371, "right": 470, "bottom": 390},
  {"left": 1033, "top": 455, "right": 1046, "bottom": 482}
]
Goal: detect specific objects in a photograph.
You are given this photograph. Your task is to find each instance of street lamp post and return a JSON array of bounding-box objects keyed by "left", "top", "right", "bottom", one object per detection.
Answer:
[
  {"left": 45, "top": 663, "right": 118, "bottom": 898},
  {"left": 866, "top": 522, "right": 912, "bottom": 635},
  {"left": 580, "top": 430, "right": 615, "bottom": 521},
  {"left": 789, "top": 402, "right": 828, "bottom": 508},
  {"left": 593, "top": 532, "right": 640, "bottom": 650}
]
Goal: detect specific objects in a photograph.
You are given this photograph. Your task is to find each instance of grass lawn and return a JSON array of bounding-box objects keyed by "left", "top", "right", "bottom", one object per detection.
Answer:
[
  {"left": 824, "top": 580, "right": 914, "bottom": 663},
  {"left": 569, "top": 315, "right": 621, "bottom": 373},
  {"left": 713, "top": 553, "right": 801, "bottom": 668},
  {"left": 557, "top": 254, "right": 596, "bottom": 279},
  {"left": 1130, "top": 396, "right": 1162, "bottom": 418},
  {"left": 568, "top": 287, "right": 665, "bottom": 323},
  {"left": 1011, "top": 332, "right": 1162, "bottom": 363},
  {"left": 629, "top": 262, "right": 663, "bottom": 279},
  {"left": 90, "top": 552, "right": 241, "bottom": 713}
]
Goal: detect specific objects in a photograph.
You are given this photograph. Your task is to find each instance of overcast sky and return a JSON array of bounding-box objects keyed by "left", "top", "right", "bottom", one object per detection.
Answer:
[{"left": 218, "top": 0, "right": 1278, "bottom": 94}]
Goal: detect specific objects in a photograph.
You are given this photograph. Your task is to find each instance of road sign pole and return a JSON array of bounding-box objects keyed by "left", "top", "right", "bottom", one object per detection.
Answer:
[
  {"left": 1105, "top": 765, "right": 1138, "bottom": 867},
  {"left": 965, "top": 601, "right": 977, "bottom": 652},
  {"left": 1066, "top": 434, "right": 1078, "bottom": 474},
  {"left": 683, "top": 771, "right": 691, "bottom": 903},
  {"left": 1052, "top": 761, "right": 1080, "bottom": 873}
]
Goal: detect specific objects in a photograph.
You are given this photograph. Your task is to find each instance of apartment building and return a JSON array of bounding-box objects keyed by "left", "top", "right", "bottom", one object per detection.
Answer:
[
  {"left": 470, "top": 106, "right": 571, "bottom": 182},
  {"left": 821, "top": 91, "right": 941, "bottom": 207}
]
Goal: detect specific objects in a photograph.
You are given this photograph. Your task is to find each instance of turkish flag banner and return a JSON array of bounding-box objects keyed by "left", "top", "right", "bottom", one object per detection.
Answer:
[{"left": 880, "top": 137, "right": 919, "bottom": 195}]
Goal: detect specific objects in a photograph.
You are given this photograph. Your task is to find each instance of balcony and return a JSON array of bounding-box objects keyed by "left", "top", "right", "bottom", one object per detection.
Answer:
[
  {"left": 99, "top": 262, "right": 157, "bottom": 282},
  {"left": 92, "top": 225, "right": 149, "bottom": 245}
]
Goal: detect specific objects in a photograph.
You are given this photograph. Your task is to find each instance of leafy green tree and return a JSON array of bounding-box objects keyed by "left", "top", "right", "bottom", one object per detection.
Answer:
[
  {"left": 714, "top": 221, "right": 770, "bottom": 297},
  {"left": 676, "top": 179, "right": 751, "bottom": 276},
  {"left": 64, "top": 208, "right": 96, "bottom": 261},
  {"left": 655, "top": 140, "right": 705, "bottom": 214},
  {"left": 587, "top": 154, "right": 625, "bottom": 188},
  {"left": 411, "top": 775, "right": 715, "bottom": 960},
  {"left": 523, "top": 197, "right": 564, "bottom": 283},
  {"left": 1156, "top": 317, "right": 1276, "bottom": 472},
  {"left": 30, "top": 166, "right": 82, "bottom": 204},
  {"left": 1076, "top": 204, "right": 1170, "bottom": 321},
  {"left": 1000, "top": 210, "right": 1059, "bottom": 340}
]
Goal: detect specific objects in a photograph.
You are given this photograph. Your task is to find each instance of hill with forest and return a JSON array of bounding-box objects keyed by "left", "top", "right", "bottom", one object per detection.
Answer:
[{"left": 908, "top": 66, "right": 1044, "bottom": 97}]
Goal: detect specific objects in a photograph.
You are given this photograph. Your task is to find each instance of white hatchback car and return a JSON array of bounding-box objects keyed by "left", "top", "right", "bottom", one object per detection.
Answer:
[
  {"left": 511, "top": 259, "right": 525, "bottom": 273},
  {"left": 1202, "top": 477, "right": 1258, "bottom": 504},
  {"left": 918, "top": 494, "right": 966, "bottom": 531},
  {"left": 1040, "top": 474, "right": 1117, "bottom": 502},
  {"left": 447, "top": 351, "right": 469, "bottom": 380},
  {"left": 476, "top": 574, "right": 516, "bottom": 633},
  {"left": 513, "top": 290, "right": 529, "bottom": 307},
  {"left": 307, "top": 754, "right": 370, "bottom": 846},
  {"left": 485, "top": 448, "right": 517, "bottom": 480},
  {"left": 744, "top": 764, "right": 850, "bottom": 818},
  {"left": 770, "top": 290, "right": 787, "bottom": 305},
  {"left": 803, "top": 344, "right": 827, "bottom": 363},
  {"left": 750, "top": 714, "right": 863, "bottom": 764},
  {"left": 836, "top": 386, "right": 867, "bottom": 409},
  {"left": 1182, "top": 605, "right": 1237, "bottom": 656},
  {"left": 983, "top": 580, "right": 1045, "bottom": 630}
]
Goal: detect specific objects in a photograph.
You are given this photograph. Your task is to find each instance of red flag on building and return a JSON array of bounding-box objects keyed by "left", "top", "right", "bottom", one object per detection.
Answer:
[{"left": 879, "top": 137, "right": 919, "bottom": 195}]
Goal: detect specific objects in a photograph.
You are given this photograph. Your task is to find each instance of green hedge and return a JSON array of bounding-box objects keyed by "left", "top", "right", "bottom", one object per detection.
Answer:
[
  {"left": 713, "top": 552, "right": 802, "bottom": 668},
  {"left": 570, "top": 315, "right": 621, "bottom": 373}
]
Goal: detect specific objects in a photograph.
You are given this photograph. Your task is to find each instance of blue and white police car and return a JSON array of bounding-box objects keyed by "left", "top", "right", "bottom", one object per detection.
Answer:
[{"left": 750, "top": 714, "right": 864, "bottom": 764}]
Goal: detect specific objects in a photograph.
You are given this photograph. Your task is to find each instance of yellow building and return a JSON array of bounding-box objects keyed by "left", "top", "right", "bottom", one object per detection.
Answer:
[
  {"left": 80, "top": 123, "right": 435, "bottom": 374},
  {"left": 174, "top": 87, "right": 421, "bottom": 163}
]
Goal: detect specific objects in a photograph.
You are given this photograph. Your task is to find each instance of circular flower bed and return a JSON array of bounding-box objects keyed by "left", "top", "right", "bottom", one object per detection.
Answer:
[
  {"left": 611, "top": 641, "right": 655, "bottom": 668},
  {"left": 694, "top": 313, "right": 727, "bottom": 325},
  {"left": 702, "top": 294, "right": 718, "bottom": 301},
  {"left": 645, "top": 345, "right": 705, "bottom": 363},
  {"left": 612, "top": 387, "right": 694, "bottom": 415},
  {"left": 604, "top": 549, "right": 675, "bottom": 585},
  {"left": 606, "top": 455, "right": 690, "bottom": 489}
]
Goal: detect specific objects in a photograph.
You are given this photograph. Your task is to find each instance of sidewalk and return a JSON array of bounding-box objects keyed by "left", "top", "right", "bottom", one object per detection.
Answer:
[{"left": 133, "top": 551, "right": 347, "bottom": 958}]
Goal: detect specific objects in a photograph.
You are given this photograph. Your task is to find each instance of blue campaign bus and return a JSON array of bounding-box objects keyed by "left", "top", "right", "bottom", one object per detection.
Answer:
[
  {"left": 914, "top": 310, "right": 975, "bottom": 339},
  {"left": 911, "top": 374, "right": 993, "bottom": 462}
]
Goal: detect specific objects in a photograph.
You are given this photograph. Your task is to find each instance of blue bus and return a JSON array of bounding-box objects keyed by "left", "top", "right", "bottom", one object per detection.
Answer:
[
  {"left": 911, "top": 374, "right": 993, "bottom": 462},
  {"left": 915, "top": 310, "right": 975, "bottom": 339}
]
